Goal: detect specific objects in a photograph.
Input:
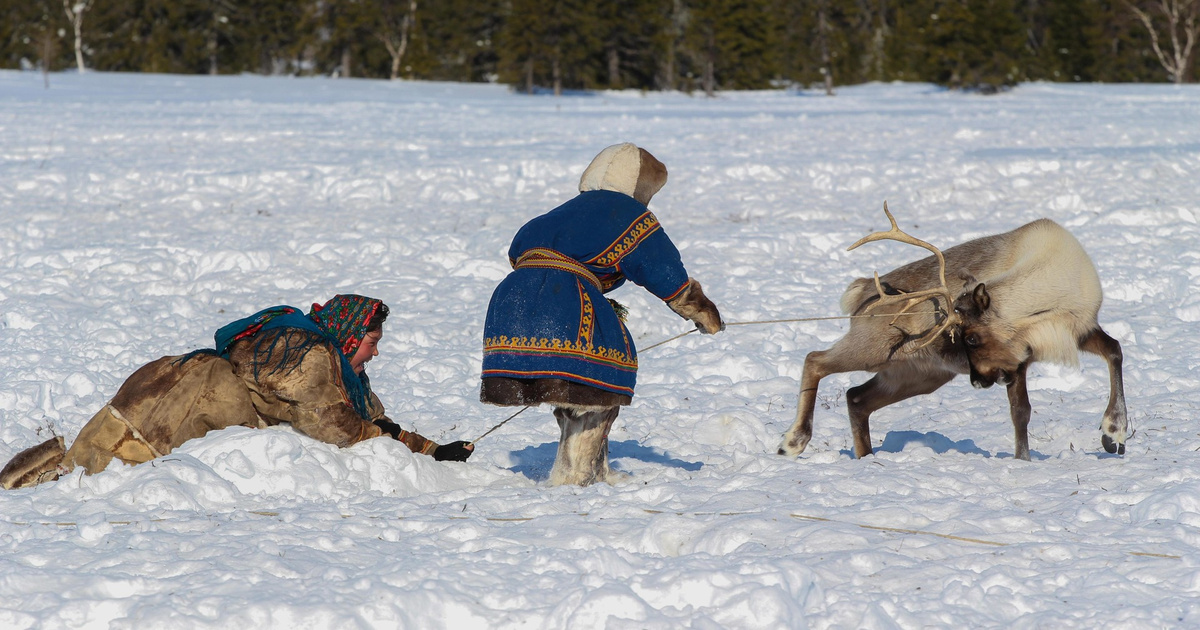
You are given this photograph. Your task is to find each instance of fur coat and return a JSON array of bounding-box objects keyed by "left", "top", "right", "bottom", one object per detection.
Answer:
[{"left": 2, "top": 311, "right": 436, "bottom": 489}]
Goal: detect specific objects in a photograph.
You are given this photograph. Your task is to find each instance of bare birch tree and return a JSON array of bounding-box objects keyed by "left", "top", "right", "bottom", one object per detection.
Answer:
[
  {"left": 702, "top": 27, "right": 716, "bottom": 96},
  {"left": 39, "top": 26, "right": 57, "bottom": 88},
  {"left": 817, "top": 0, "right": 835, "bottom": 95},
  {"left": 62, "top": 0, "right": 93, "bottom": 73},
  {"left": 1126, "top": 0, "right": 1200, "bottom": 83},
  {"left": 206, "top": 0, "right": 235, "bottom": 76},
  {"left": 377, "top": 0, "right": 418, "bottom": 80}
]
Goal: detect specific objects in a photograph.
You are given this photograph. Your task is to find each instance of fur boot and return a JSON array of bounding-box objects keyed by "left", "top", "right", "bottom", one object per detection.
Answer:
[
  {"left": 548, "top": 406, "right": 621, "bottom": 486},
  {"left": 0, "top": 436, "right": 66, "bottom": 490}
]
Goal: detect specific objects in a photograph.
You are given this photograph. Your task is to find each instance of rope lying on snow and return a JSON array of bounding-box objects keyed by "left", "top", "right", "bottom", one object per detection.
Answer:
[
  {"left": 2, "top": 509, "right": 1181, "bottom": 559},
  {"left": 785, "top": 511, "right": 1007, "bottom": 547},
  {"left": 473, "top": 312, "right": 929, "bottom": 443}
]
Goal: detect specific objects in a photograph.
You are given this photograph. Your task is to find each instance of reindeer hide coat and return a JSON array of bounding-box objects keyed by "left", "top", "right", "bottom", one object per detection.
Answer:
[{"left": 3, "top": 314, "right": 436, "bottom": 487}]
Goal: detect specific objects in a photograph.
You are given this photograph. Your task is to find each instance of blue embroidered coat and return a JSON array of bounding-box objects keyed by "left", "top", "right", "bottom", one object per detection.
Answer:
[{"left": 482, "top": 190, "right": 691, "bottom": 397}]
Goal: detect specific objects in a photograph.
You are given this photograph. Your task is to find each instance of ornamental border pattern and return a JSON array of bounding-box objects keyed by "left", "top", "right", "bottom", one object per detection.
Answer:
[
  {"left": 577, "top": 282, "right": 595, "bottom": 347},
  {"left": 586, "top": 212, "right": 661, "bottom": 267},
  {"left": 482, "top": 335, "right": 637, "bottom": 370},
  {"left": 480, "top": 369, "right": 635, "bottom": 396}
]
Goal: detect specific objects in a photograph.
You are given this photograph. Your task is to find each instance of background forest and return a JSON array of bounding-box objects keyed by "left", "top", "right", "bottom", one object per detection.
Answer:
[{"left": 2, "top": 0, "right": 1197, "bottom": 93}]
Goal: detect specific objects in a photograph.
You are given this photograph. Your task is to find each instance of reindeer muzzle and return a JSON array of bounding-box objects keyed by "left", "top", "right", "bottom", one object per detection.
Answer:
[{"left": 969, "top": 367, "right": 998, "bottom": 389}]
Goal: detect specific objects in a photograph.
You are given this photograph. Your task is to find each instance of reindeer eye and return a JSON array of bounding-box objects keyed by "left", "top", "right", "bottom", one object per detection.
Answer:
[{"left": 965, "top": 334, "right": 981, "bottom": 348}]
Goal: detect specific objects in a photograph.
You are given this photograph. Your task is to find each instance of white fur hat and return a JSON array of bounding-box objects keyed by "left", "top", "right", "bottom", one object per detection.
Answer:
[
  {"left": 578, "top": 143, "right": 669, "bottom": 207},
  {"left": 579, "top": 143, "right": 643, "bottom": 196}
]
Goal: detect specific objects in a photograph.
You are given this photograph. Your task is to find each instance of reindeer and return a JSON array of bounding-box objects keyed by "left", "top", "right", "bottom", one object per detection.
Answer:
[{"left": 778, "top": 204, "right": 1128, "bottom": 461}]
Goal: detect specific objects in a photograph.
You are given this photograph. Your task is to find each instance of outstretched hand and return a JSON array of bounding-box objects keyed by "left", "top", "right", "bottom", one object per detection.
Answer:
[
  {"left": 433, "top": 440, "right": 475, "bottom": 462},
  {"left": 667, "top": 278, "right": 724, "bottom": 334}
]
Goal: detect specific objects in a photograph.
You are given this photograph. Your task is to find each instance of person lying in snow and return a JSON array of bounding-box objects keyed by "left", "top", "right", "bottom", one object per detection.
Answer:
[
  {"left": 1, "top": 294, "right": 474, "bottom": 490},
  {"left": 480, "top": 143, "right": 724, "bottom": 486}
]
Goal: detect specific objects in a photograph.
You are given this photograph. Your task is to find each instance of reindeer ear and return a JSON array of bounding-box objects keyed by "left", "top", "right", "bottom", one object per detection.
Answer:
[
  {"left": 971, "top": 283, "right": 991, "bottom": 312},
  {"left": 958, "top": 273, "right": 977, "bottom": 290}
]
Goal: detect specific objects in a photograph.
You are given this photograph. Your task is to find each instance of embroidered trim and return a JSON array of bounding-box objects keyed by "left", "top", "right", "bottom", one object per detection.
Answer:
[
  {"left": 483, "top": 336, "right": 637, "bottom": 370},
  {"left": 595, "top": 272, "right": 625, "bottom": 292},
  {"left": 481, "top": 369, "right": 636, "bottom": 396},
  {"left": 513, "top": 248, "right": 601, "bottom": 288},
  {"left": 586, "top": 212, "right": 661, "bottom": 267},
  {"left": 578, "top": 283, "right": 595, "bottom": 346},
  {"left": 663, "top": 279, "right": 690, "bottom": 303}
]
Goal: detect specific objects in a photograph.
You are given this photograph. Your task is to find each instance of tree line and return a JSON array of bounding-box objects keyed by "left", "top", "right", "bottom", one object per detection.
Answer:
[{"left": 3, "top": 0, "right": 1197, "bottom": 93}]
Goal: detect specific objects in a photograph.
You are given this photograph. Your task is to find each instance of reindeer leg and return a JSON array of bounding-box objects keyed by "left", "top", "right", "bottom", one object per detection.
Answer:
[
  {"left": 1079, "top": 327, "right": 1127, "bottom": 455},
  {"left": 779, "top": 350, "right": 834, "bottom": 456},
  {"left": 847, "top": 367, "right": 956, "bottom": 458},
  {"left": 1006, "top": 362, "right": 1032, "bottom": 461}
]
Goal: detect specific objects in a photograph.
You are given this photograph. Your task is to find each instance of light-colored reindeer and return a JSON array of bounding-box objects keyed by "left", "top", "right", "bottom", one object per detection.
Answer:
[{"left": 778, "top": 204, "right": 1128, "bottom": 461}]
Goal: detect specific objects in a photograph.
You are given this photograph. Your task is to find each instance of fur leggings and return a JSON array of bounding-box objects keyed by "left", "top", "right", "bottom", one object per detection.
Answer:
[{"left": 548, "top": 406, "right": 620, "bottom": 487}]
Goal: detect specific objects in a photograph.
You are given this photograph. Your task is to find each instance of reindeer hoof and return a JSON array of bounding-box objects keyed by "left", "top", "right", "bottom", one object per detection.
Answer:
[
  {"left": 777, "top": 438, "right": 809, "bottom": 458},
  {"left": 1101, "top": 434, "right": 1125, "bottom": 455}
]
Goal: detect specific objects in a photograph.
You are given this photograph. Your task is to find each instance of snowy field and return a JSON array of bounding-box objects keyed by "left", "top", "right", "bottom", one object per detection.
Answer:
[{"left": 1, "top": 70, "right": 1199, "bottom": 628}]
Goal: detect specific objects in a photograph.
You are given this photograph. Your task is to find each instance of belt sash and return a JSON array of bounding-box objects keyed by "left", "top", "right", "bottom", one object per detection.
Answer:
[{"left": 512, "top": 248, "right": 601, "bottom": 288}]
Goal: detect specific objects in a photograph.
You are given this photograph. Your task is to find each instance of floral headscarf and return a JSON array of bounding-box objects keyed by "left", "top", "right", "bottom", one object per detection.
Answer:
[{"left": 308, "top": 294, "right": 384, "bottom": 359}]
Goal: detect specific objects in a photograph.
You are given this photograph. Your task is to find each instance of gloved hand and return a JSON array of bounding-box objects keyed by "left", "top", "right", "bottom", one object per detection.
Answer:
[
  {"left": 666, "top": 278, "right": 725, "bottom": 334},
  {"left": 374, "top": 418, "right": 404, "bottom": 440},
  {"left": 433, "top": 440, "right": 475, "bottom": 462}
]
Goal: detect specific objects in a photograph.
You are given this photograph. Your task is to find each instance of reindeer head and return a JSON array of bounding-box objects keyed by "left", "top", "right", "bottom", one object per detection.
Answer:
[{"left": 953, "top": 281, "right": 1029, "bottom": 389}]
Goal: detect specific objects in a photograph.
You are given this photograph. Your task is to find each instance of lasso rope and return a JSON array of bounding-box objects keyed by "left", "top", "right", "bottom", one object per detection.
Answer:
[{"left": 472, "top": 311, "right": 930, "bottom": 443}]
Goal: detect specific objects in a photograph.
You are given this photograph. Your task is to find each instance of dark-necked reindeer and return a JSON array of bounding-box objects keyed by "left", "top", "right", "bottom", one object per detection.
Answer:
[{"left": 778, "top": 204, "right": 1127, "bottom": 461}]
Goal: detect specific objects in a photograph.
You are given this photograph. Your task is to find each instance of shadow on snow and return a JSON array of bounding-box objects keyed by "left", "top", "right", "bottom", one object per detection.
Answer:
[
  {"left": 840, "top": 430, "right": 1067, "bottom": 461},
  {"left": 507, "top": 440, "right": 703, "bottom": 482},
  {"left": 875, "top": 430, "right": 993, "bottom": 457}
]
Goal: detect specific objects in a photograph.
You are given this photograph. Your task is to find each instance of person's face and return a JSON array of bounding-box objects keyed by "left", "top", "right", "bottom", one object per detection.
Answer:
[{"left": 349, "top": 330, "right": 382, "bottom": 374}]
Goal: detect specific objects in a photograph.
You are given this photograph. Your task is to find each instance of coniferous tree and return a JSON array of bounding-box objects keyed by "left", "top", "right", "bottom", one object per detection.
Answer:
[
  {"left": 884, "top": 0, "right": 930, "bottom": 81},
  {"left": 416, "top": 0, "right": 503, "bottom": 82},
  {"left": 1080, "top": 0, "right": 1153, "bottom": 81},
  {"left": 0, "top": 0, "right": 1191, "bottom": 87},
  {"left": 1023, "top": 0, "right": 1098, "bottom": 81},
  {"left": 591, "top": 0, "right": 672, "bottom": 89},
  {"left": 911, "top": 0, "right": 1026, "bottom": 90},
  {"left": 682, "top": 0, "right": 779, "bottom": 93},
  {"left": 864, "top": 0, "right": 892, "bottom": 81},
  {"left": 86, "top": 0, "right": 216, "bottom": 74},
  {"left": 497, "top": 0, "right": 548, "bottom": 91},
  {"left": 232, "top": 0, "right": 308, "bottom": 75},
  {"left": 310, "top": 0, "right": 376, "bottom": 77},
  {"left": 0, "top": 0, "right": 68, "bottom": 71},
  {"left": 546, "top": 0, "right": 598, "bottom": 93},
  {"left": 497, "top": 0, "right": 597, "bottom": 94}
]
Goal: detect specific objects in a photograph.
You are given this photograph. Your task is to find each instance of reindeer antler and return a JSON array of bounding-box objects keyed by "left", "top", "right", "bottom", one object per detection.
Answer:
[{"left": 849, "top": 202, "right": 961, "bottom": 349}]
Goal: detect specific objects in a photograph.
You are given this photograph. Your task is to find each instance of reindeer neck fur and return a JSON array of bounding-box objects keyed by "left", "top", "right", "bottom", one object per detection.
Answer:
[{"left": 969, "top": 219, "right": 1103, "bottom": 367}]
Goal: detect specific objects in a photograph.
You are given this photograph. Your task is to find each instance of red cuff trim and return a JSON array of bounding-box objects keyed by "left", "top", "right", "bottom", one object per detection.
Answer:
[{"left": 662, "top": 280, "right": 691, "bottom": 303}]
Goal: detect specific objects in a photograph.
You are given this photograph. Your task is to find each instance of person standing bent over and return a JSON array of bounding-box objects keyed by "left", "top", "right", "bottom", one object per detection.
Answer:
[{"left": 480, "top": 143, "right": 723, "bottom": 486}]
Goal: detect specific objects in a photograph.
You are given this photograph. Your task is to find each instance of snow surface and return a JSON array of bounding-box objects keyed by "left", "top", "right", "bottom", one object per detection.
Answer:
[{"left": 1, "top": 71, "right": 1199, "bottom": 629}]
